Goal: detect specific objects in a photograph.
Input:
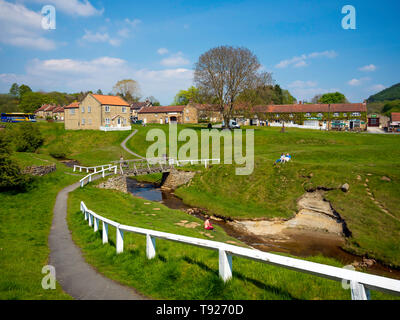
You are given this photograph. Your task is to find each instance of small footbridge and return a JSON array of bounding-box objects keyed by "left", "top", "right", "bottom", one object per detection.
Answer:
[{"left": 74, "top": 158, "right": 220, "bottom": 187}]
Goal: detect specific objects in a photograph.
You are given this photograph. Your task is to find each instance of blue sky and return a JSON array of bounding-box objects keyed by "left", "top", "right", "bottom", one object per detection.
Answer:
[{"left": 0, "top": 0, "right": 399, "bottom": 104}]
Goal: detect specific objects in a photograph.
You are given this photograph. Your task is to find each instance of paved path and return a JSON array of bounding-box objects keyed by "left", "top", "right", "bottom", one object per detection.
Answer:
[
  {"left": 121, "top": 129, "right": 144, "bottom": 159},
  {"left": 49, "top": 178, "right": 147, "bottom": 300}
]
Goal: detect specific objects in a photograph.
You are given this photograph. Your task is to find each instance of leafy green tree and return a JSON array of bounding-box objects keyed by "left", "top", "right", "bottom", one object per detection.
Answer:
[
  {"left": 19, "top": 92, "right": 50, "bottom": 113},
  {"left": 0, "top": 94, "right": 19, "bottom": 113},
  {"left": 367, "top": 83, "right": 400, "bottom": 102},
  {"left": 18, "top": 85, "right": 32, "bottom": 99},
  {"left": 96, "top": 89, "right": 103, "bottom": 95},
  {"left": 382, "top": 100, "right": 400, "bottom": 116},
  {"left": 0, "top": 131, "right": 31, "bottom": 192},
  {"left": 318, "top": 92, "right": 348, "bottom": 104},
  {"left": 14, "top": 123, "right": 44, "bottom": 152},
  {"left": 9, "top": 83, "right": 19, "bottom": 97},
  {"left": 172, "top": 86, "right": 206, "bottom": 105}
]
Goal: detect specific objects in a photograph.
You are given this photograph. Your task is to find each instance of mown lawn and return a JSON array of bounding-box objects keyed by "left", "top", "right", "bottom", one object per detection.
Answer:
[
  {"left": 128, "top": 124, "right": 400, "bottom": 267},
  {"left": 67, "top": 182, "right": 398, "bottom": 300},
  {"left": 0, "top": 161, "right": 77, "bottom": 299}
]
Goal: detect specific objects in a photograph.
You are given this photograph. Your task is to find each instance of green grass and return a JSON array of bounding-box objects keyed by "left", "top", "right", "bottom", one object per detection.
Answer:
[
  {"left": 67, "top": 182, "right": 398, "bottom": 300},
  {"left": 0, "top": 163, "right": 77, "bottom": 299},
  {"left": 36, "top": 122, "right": 134, "bottom": 166},
  {"left": 128, "top": 124, "right": 400, "bottom": 267}
]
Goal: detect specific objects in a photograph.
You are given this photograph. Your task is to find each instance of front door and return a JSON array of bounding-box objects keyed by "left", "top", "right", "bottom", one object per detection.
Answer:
[
  {"left": 117, "top": 117, "right": 121, "bottom": 127},
  {"left": 350, "top": 121, "right": 354, "bottom": 129}
]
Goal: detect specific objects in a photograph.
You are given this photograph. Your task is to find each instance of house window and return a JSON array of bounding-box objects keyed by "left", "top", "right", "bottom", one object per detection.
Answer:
[
  {"left": 352, "top": 112, "right": 361, "bottom": 116},
  {"left": 70, "top": 109, "right": 75, "bottom": 115},
  {"left": 81, "top": 107, "right": 85, "bottom": 113},
  {"left": 186, "top": 109, "right": 189, "bottom": 114},
  {"left": 105, "top": 118, "right": 110, "bottom": 125},
  {"left": 88, "top": 119, "right": 92, "bottom": 125},
  {"left": 123, "top": 118, "right": 127, "bottom": 125},
  {"left": 105, "top": 106, "right": 110, "bottom": 112},
  {"left": 333, "top": 113, "right": 339, "bottom": 117},
  {"left": 289, "top": 114, "right": 294, "bottom": 118},
  {"left": 88, "top": 106, "right": 91, "bottom": 113},
  {"left": 343, "top": 113, "right": 347, "bottom": 117},
  {"left": 82, "top": 118, "right": 85, "bottom": 125},
  {"left": 275, "top": 114, "right": 280, "bottom": 118},
  {"left": 186, "top": 116, "right": 189, "bottom": 121},
  {"left": 122, "top": 107, "right": 126, "bottom": 113},
  {"left": 305, "top": 113, "right": 311, "bottom": 117},
  {"left": 317, "top": 113, "right": 323, "bottom": 117}
]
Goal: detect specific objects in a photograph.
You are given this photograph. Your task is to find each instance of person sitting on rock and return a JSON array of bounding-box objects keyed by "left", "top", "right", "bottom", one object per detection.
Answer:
[
  {"left": 284, "top": 153, "right": 291, "bottom": 162},
  {"left": 204, "top": 216, "right": 214, "bottom": 230}
]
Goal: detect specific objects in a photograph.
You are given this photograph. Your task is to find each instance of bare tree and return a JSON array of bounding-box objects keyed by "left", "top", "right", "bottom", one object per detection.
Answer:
[
  {"left": 194, "top": 46, "right": 268, "bottom": 128},
  {"left": 113, "top": 79, "right": 141, "bottom": 103}
]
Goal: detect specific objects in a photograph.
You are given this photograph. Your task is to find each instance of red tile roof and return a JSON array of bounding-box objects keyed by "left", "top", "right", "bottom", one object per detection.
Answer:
[
  {"left": 252, "top": 103, "right": 366, "bottom": 113},
  {"left": 138, "top": 105, "right": 185, "bottom": 113},
  {"left": 391, "top": 112, "right": 400, "bottom": 122},
  {"left": 64, "top": 102, "right": 80, "bottom": 109},
  {"left": 92, "top": 94, "right": 129, "bottom": 106},
  {"left": 36, "top": 104, "right": 50, "bottom": 112},
  {"left": 53, "top": 106, "right": 64, "bottom": 113}
]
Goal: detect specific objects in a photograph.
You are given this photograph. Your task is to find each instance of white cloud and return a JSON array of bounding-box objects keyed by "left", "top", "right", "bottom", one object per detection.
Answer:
[
  {"left": 27, "top": 0, "right": 103, "bottom": 16},
  {"left": 0, "top": 56, "right": 193, "bottom": 104},
  {"left": 81, "top": 30, "right": 120, "bottom": 46},
  {"left": 359, "top": 64, "right": 377, "bottom": 72},
  {"left": 157, "top": 48, "right": 169, "bottom": 55},
  {"left": 347, "top": 77, "right": 370, "bottom": 86},
  {"left": 125, "top": 18, "right": 141, "bottom": 27},
  {"left": 369, "top": 84, "right": 386, "bottom": 92},
  {"left": 160, "top": 52, "right": 190, "bottom": 67},
  {"left": 275, "top": 50, "right": 337, "bottom": 69},
  {"left": 0, "top": 0, "right": 56, "bottom": 50},
  {"left": 286, "top": 80, "right": 339, "bottom": 101}
]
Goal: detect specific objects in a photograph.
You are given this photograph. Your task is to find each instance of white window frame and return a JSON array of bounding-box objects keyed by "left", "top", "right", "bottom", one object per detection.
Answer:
[
  {"left": 81, "top": 107, "right": 85, "bottom": 113},
  {"left": 305, "top": 113, "right": 311, "bottom": 117},
  {"left": 122, "top": 106, "right": 126, "bottom": 113},
  {"left": 88, "top": 118, "right": 92, "bottom": 125},
  {"left": 82, "top": 118, "right": 85, "bottom": 125},
  {"left": 105, "top": 118, "right": 110, "bottom": 125},
  {"left": 333, "top": 112, "right": 339, "bottom": 117},
  {"left": 352, "top": 112, "right": 361, "bottom": 117},
  {"left": 88, "top": 106, "right": 91, "bottom": 113},
  {"left": 105, "top": 106, "right": 110, "bottom": 113},
  {"left": 69, "top": 109, "right": 75, "bottom": 115}
]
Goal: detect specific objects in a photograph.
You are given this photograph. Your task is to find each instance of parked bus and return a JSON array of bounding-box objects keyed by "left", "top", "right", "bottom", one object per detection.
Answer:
[{"left": 1, "top": 113, "right": 36, "bottom": 123}]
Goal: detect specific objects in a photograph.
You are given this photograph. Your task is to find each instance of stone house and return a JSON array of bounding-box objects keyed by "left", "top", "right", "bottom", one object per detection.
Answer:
[
  {"left": 367, "top": 113, "right": 390, "bottom": 129},
  {"left": 130, "top": 100, "right": 152, "bottom": 120},
  {"left": 64, "top": 94, "right": 131, "bottom": 131},
  {"left": 252, "top": 103, "right": 368, "bottom": 131},
  {"left": 53, "top": 106, "right": 65, "bottom": 121},
  {"left": 137, "top": 104, "right": 198, "bottom": 124},
  {"left": 389, "top": 112, "right": 400, "bottom": 132}
]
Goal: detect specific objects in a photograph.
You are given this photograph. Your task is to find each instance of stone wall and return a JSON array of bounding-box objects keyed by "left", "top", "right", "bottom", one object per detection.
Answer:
[
  {"left": 161, "top": 169, "right": 196, "bottom": 190},
  {"left": 23, "top": 164, "right": 57, "bottom": 176},
  {"left": 97, "top": 175, "right": 128, "bottom": 193}
]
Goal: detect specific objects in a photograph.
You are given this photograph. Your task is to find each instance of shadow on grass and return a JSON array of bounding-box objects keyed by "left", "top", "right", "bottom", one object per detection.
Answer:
[{"left": 182, "top": 256, "right": 297, "bottom": 300}]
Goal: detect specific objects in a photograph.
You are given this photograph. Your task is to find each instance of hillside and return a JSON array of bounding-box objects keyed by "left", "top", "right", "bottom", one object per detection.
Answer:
[{"left": 367, "top": 83, "right": 400, "bottom": 103}]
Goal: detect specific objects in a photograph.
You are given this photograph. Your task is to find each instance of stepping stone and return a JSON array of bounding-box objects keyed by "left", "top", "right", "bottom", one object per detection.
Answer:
[
  {"left": 153, "top": 208, "right": 160, "bottom": 210},
  {"left": 144, "top": 202, "right": 151, "bottom": 205}
]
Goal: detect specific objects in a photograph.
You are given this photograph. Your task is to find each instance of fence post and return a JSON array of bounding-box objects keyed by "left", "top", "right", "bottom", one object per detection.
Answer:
[
  {"left": 94, "top": 217, "right": 99, "bottom": 232},
  {"left": 86, "top": 168, "right": 89, "bottom": 173},
  {"left": 102, "top": 221, "right": 108, "bottom": 244},
  {"left": 350, "top": 281, "right": 371, "bottom": 300},
  {"left": 116, "top": 227, "right": 124, "bottom": 254},
  {"left": 88, "top": 213, "right": 93, "bottom": 227},
  {"left": 205, "top": 160, "right": 208, "bottom": 168},
  {"left": 219, "top": 249, "right": 232, "bottom": 282},
  {"left": 94, "top": 167, "right": 97, "bottom": 174},
  {"left": 102, "top": 169, "right": 105, "bottom": 178},
  {"left": 84, "top": 209, "right": 88, "bottom": 221},
  {"left": 114, "top": 166, "right": 117, "bottom": 174},
  {"left": 80, "top": 180, "right": 84, "bottom": 188},
  {"left": 73, "top": 165, "right": 76, "bottom": 172},
  {"left": 146, "top": 234, "right": 156, "bottom": 259},
  {"left": 80, "top": 167, "right": 82, "bottom": 172}
]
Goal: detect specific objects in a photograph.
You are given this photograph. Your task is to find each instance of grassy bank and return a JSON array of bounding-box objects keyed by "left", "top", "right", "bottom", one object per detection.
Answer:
[
  {"left": 67, "top": 182, "right": 398, "bottom": 300},
  {"left": 128, "top": 124, "right": 400, "bottom": 267},
  {"left": 0, "top": 159, "right": 77, "bottom": 299}
]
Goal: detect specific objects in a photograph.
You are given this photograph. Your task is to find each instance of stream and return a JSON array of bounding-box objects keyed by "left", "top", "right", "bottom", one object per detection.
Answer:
[{"left": 127, "top": 178, "right": 400, "bottom": 280}]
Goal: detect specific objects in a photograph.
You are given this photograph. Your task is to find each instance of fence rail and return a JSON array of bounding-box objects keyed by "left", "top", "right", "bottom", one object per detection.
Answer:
[
  {"left": 79, "top": 201, "right": 400, "bottom": 300},
  {"left": 73, "top": 164, "right": 112, "bottom": 173},
  {"left": 79, "top": 166, "right": 117, "bottom": 187}
]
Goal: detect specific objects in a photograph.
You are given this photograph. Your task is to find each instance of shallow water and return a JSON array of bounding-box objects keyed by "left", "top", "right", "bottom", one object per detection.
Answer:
[{"left": 127, "top": 178, "right": 400, "bottom": 280}]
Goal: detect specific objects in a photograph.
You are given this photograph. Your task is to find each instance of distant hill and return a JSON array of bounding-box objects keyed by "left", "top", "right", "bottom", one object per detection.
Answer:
[{"left": 367, "top": 83, "right": 400, "bottom": 102}]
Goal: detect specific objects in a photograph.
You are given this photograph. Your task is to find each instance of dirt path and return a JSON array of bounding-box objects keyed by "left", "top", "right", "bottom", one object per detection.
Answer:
[
  {"left": 49, "top": 178, "right": 147, "bottom": 300},
  {"left": 364, "top": 177, "right": 400, "bottom": 223},
  {"left": 121, "top": 129, "right": 144, "bottom": 159}
]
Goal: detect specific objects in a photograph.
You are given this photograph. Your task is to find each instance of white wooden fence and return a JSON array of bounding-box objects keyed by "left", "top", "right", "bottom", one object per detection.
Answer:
[
  {"left": 79, "top": 165, "right": 117, "bottom": 187},
  {"left": 79, "top": 201, "right": 400, "bottom": 300},
  {"left": 74, "top": 164, "right": 113, "bottom": 173},
  {"left": 169, "top": 158, "right": 221, "bottom": 168}
]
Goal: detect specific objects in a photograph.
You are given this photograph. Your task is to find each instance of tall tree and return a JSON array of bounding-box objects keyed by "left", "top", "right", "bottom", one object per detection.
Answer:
[
  {"left": 318, "top": 92, "right": 348, "bottom": 104},
  {"left": 113, "top": 79, "right": 141, "bottom": 103},
  {"left": 194, "top": 45, "right": 268, "bottom": 127},
  {"left": 96, "top": 89, "right": 103, "bottom": 95},
  {"left": 9, "top": 83, "right": 19, "bottom": 97},
  {"left": 172, "top": 86, "right": 206, "bottom": 105},
  {"left": 18, "top": 85, "right": 32, "bottom": 99}
]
